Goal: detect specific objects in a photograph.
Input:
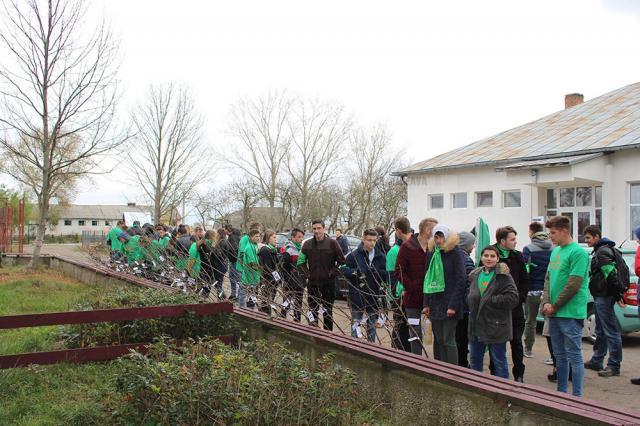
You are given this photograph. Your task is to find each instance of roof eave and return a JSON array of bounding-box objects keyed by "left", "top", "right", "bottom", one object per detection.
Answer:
[{"left": 391, "top": 144, "right": 640, "bottom": 177}]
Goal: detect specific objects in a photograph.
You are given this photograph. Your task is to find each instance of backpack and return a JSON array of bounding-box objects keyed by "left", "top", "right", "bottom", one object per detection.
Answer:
[{"left": 609, "top": 247, "right": 631, "bottom": 296}]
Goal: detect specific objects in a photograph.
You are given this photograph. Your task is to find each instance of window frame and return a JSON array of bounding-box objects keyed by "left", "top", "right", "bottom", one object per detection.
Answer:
[
  {"left": 428, "top": 193, "right": 444, "bottom": 210},
  {"left": 78, "top": 220, "right": 86, "bottom": 226},
  {"left": 451, "top": 192, "right": 467, "bottom": 209},
  {"left": 502, "top": 190, "right": 522, "bottom": 208},
  {"left": 475, "top": 191, "right": 493, "bottom": 208},
  {"left": 63, "top": 219, "right": 72, "bottom": 226},
  {"left": 630, "top": 182, "right": 640, "bottom": 239}
]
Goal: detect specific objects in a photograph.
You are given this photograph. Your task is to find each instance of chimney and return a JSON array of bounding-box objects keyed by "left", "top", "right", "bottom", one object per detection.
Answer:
[
  {"left": 127, "top": 202, "right": 136, "bottom": 207},
  {"left": 565, "top": 93, "right": 584, "bottom": 109}
]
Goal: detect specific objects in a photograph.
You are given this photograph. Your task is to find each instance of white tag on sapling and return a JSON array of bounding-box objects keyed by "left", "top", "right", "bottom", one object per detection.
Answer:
[{"left": 408, "top": 318, "right": 420, "bottom": 326}]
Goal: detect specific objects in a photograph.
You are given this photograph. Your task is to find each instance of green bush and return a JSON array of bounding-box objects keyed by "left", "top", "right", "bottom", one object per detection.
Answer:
[
  {"left": 60, "top": 287, "right": 238, "bottom": 348},
  {"left": 109, "top": 338, "right": 381, "bottom": 425}
]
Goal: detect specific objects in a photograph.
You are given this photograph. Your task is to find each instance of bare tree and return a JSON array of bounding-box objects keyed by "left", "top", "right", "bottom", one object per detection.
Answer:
[
  {"left": 286, "top": 98, "right": 351, "bottom": 226},
  {"left": 0, "top": 0, "right": 125, "bottom": 267},
  {"left": 226, "top": 90, "right": 292, "bottom": 208},
  {"left": 129, "top": 83, "right": 205, "bottom": 223},
  {"left": 345, "top": 124, "right": 402, "bottom": 234}
]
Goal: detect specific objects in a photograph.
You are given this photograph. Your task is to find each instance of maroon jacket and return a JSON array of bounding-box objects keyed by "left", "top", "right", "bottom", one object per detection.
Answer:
[{"left": 394, "top": 234, "right": 428, "bottom": 309}]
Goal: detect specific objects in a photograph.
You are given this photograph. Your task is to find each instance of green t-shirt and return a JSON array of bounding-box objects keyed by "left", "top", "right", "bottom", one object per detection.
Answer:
[
  {"left": 107, "top": 227, "right": 123, "bottom": 253},
  {"left": 188, "top": 242, "right": 201, "bottom": 278},
  {"left": 241, "top": 241, "right": 260, "bottom": 286},
  {"left": 124, "top": 235, "right": 143, "bottom": 263},
  {"left": 236, "top": 234, "right": 250, "bottom": 272},
  {"left": 386, "top": 244, "right": 403, "bottom": 298},
  {"left": 548, "top": 242, "right": 590, "bottom": 319},
  {"left": 477, "top": 270, "right": 494, "bottom": 296}
]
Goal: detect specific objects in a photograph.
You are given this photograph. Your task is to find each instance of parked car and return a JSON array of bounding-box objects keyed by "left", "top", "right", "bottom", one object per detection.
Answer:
[{"left": 537, "top": 247, "right": 640, "bottom": 343}]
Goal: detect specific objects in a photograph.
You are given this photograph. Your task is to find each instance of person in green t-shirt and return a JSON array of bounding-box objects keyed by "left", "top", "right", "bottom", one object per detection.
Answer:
[
  {"left": 239, "top": 228, "right": 262, "bottom": 308},
  {"left": 236, "top": 222, "right": 262, "bottom": 274},
  {"left": 542, "top": 216, "right": 589, "bottom": 398},
  {"left": 107, "top": 220, "right": 126, "bottom": 260},
  {"left": 467, "top": 246, "right": 519, "bottom": 379}
]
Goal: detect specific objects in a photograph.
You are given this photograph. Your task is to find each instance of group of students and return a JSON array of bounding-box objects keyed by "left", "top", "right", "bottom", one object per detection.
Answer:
[
  {"left": 388, "top": 215, "right": 635, "bottom": 398},
  {"left": 106, "top": 215, "right": 636, "bottom": 398}
]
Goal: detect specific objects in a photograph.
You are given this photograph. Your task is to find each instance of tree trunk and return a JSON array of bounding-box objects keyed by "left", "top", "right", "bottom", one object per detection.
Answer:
[{"left": 29, "top": 200, "right": 49, "bottom": 269}]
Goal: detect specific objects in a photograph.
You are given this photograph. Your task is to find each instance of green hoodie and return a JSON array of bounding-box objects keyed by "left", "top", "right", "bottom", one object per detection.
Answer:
[
  {"left": 107, "top": 227, "right": 124, "bottom": 253},
  {"left": 188, "top": 242, "right": 202, "bottom": 278},
  {"left": 124, "top": 236, "right": 144, "bottom": 264},
  {"left": 241, "top": 240, "right": 260, "bottom": 286},
  {"left": 236, "top": 234, "right": 250, "bottom": 273}
]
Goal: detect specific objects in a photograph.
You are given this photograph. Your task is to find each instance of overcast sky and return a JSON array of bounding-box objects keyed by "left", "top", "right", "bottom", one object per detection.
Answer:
[{"left": 5, "top": 0, "right": 640, "bottom": 206}]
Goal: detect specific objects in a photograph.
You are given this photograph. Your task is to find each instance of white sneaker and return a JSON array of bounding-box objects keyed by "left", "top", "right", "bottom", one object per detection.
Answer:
[
  {"left": 524, "top": 351, "right": 534, "bottom": 358},
  {"left": 543, "top": 357, "right": 554, "bottom": 365}
]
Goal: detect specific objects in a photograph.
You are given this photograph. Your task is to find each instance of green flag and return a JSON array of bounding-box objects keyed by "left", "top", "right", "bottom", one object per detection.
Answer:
[{"left": 474, "top": 217, "right": 490, "bottom": 266}]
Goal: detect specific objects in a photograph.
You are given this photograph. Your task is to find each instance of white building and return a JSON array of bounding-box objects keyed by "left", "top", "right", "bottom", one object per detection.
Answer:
[
  {"left": 32, "top": 203, "right": 154, "bottom": 236},
  {"left": 394, "top": 83, "right": 640, "bottom": 248}
]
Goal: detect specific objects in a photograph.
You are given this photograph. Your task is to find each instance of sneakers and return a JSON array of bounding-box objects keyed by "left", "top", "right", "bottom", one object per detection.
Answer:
[
  {"left": 514, "top": 376, "right": 524, "bottom": 383},
  {"left": 631, "top": 378, "right": 640, "bottom": 385},
  {"left": 523, "top": 350, "right": 534, "bottom": 358},
  {"left": 584, "top": 360, "right": 604, "bottom": 372},
  {"left": 543, "top": 357, "right": 554, "bottom": 365},
  {"left": 597, "top": 368, "right": 620, "bottom": 377}
]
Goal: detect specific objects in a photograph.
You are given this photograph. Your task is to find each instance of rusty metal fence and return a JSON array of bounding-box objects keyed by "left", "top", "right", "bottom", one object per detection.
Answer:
[{"left": 0, "top": 198, "right": 24, "bottom": 254}]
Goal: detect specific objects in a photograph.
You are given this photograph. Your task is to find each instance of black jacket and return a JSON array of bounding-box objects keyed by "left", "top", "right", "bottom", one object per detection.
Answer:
[
  {"left": 423, "top": 233, "right": 467, "bottom": 321},
  {"left": 467, "top": 264, "right": 519, "bottom": 344},
  {"left": 343, "top": 246, "right": 387, "bottom": 311},
  {"left": 493, "top": 244, "right": 529, "bottom": 319},
  {"left": 589, "top": 238, "right": 620, "bottom": 299},
  {"left": 225, "top": 229, "right": 241, "bottom": 264}
]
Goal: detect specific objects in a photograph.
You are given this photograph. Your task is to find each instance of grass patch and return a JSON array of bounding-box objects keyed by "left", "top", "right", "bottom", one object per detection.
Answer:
[
  {"left": 0, "top": 362, "right": 115, "bottom": 425},
  {"left": 0, "top": 266, "right": 128, "bottom": 355}
]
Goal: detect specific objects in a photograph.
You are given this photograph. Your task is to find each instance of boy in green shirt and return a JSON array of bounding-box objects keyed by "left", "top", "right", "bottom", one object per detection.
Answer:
[
  {"left": 542, "top": 216, "right": 589, "bottom": 397},
  {"left": 239, "top": 229, "right": 261, "bottom": 308}
]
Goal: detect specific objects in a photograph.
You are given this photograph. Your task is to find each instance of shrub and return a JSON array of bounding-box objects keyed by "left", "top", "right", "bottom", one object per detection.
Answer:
[
  {"left": 109, "top": 338, "right": 381, "bottom": 425},
  {"left": 60, "top": 287, "right": 238, "bottom": 348}
]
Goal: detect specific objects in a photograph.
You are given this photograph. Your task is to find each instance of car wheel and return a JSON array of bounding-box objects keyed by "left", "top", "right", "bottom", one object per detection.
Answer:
[{"left": 585, "top": 304, "right": 596, "bottom": 344}]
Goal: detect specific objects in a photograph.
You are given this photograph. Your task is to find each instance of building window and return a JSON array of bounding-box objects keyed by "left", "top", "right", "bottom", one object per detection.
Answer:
[
  {"left": 91, "top": 220, "right": 98, "bottom": 226},
  {"left": 576, "top": 187, "right": 592, "bottom": 207},
  {"left": 631, "top": 183, "right": 640, "bottom": 238},
  {"left": 503, "top": 190, "right": 521, "bottom": 208},
  {"left": 78, "top": 220, "right": 85, "bottom": 226},
  {"left": 595, "top": 186, "right": 602, "bottom": 228},
  {"left": 560, "top": 188, "right": 575, "bottom": 207},
  {"left": 547, "top": 188, "right": 557, "bottom": 209},
  {"left": 476, "top": 191, "right": 493, "bottom": 207},
  {"left": 105, "top": 220, "right": 111, "bottom": 226},
  {"left": 64, "top": 219, "right": 71, "bottom": 226},
  {"left": 452, "top": 193, "right": 467, "bottom": 209},
  {"left": 429, "top": 194, "right": 444, "bottom": 209}
]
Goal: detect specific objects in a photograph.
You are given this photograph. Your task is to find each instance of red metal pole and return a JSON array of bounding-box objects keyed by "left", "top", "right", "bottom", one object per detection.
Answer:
[
  {"left": 18, "top": 198, "right": 24, "bottom": 254},
  {"left": 0, "top": 198, "right": 8, "bottom": 252}
]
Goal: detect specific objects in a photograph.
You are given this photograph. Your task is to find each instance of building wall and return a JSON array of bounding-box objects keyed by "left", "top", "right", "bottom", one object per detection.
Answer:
[
  {"left": 407, "top": 166, "right": 534, "bottom": 249},
  {"left": 406, "top": 149, "right": 640, "bottom": 250},
  {"left": 50, "top": 218, "right": 116, "bottom": 236}
]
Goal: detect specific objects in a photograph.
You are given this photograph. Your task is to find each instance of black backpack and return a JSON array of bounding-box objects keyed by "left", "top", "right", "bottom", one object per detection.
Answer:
[{"left": 610, "top": 247, "right": 631, "bottom": 296}]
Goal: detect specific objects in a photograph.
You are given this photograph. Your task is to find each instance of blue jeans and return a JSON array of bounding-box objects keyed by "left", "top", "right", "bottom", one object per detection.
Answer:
[
  {"left": 228, "top": 262, "right": 241, "bottom": 298},
  {"left": 469, "top": 338, "right": 509, "bottom": 379},
  {"left": 352, "top": 310, "right": 377, "bottom": 343},
  {"left": 591, "top": 296, "right": 622, "bottom": 372},
  {"left": 549, "top": 317, "right": 584, "bottom": 397}
]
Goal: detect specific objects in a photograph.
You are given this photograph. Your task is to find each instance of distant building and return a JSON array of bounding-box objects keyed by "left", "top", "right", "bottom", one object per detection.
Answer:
[
  {"left": 394, "top": 83, "right": 640, "bottom": 248},
  {"left": 31, "top": 203, "right": 154, "bottom": 235}
]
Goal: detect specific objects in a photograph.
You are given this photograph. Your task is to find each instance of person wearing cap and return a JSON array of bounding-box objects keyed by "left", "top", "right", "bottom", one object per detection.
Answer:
[
  {"left": 422, "top": 224, "right": 467, "bottom": 365},
  {"left": 456, "top": 231, "right": 476, "bottom": 368}
]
